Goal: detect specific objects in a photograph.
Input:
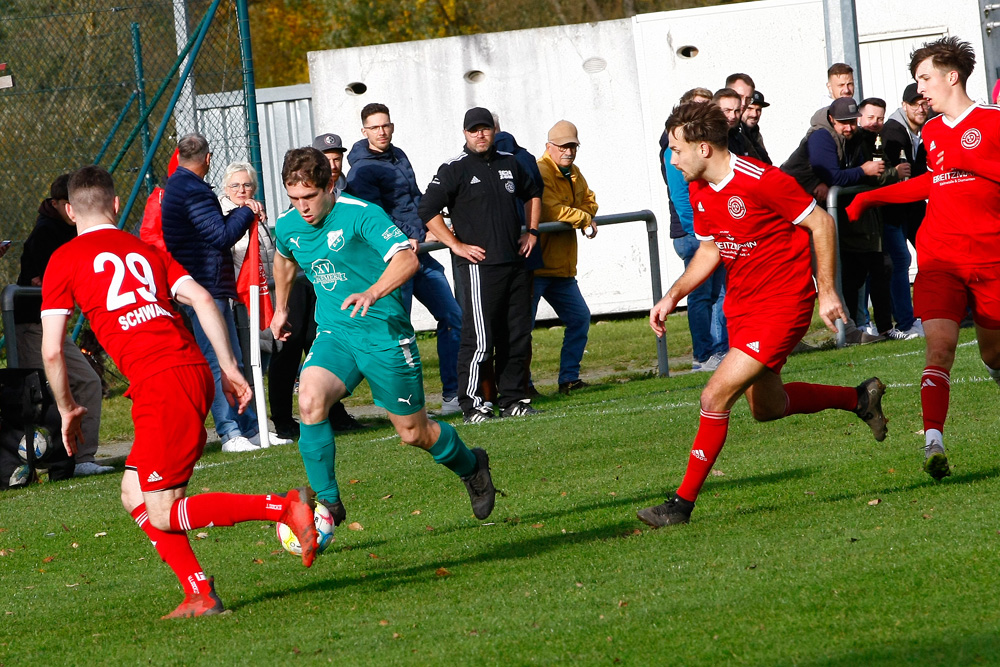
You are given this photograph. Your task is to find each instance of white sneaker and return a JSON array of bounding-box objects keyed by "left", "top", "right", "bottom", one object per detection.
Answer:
[
  {"left": 701, "top": 353, "right": 726, "bottom": 372},
  {"left": 248, "top": 432, "right": 293, "bottom": 447},
  {"left": 74, "top": 461, "right": 114, "bottom": 476},
  {"left": 886, "top": 327, "right": 919, "bottom": 340},
  {"left": 862, "top": 321, "right": 879, "bottom": 336},
  {"left": 439, "top": 396, "right": 462, "bottom": 416},
  {"left": 222, "top": 435, "right": 261, "bottom": 453}
]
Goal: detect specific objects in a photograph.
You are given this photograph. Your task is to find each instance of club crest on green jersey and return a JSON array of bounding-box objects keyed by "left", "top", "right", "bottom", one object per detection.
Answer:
[{"left": 327, "top": 229, "right": 345, "bottom": 251}]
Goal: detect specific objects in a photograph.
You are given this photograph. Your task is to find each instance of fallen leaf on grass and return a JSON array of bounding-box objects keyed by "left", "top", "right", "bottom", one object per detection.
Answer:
[
  {"left": 379, "top": 619, "right": 389, "bottom": 626},
  {"left": 5, "top": 611, "right": 12, "bottom": 615},
  {"left": 804, "top": 491, "right": 816, "bottom": 496},
  {"left": 61, "top": 524, "right": 70, "bottom": 532},
  {"left": 868, "top": 499, "right": 881, "bottom": 506},
  {"left": 71, "top": 543, "right": 79, "bottom": 549},
  {"left": 271, "top": 550, "right": 283, "bottom": 555},
  {"left": 888, "top": 468, "right": 896, "bottom": 474},
  {"left": 369, "top": 553, "right": 379, "bottom": 559},
  {"left": 436, "top": 567, "right": 451, "bottom": 577},
  {"left": 923, "top": 514, "right": 933, "bottom": 519},
  {"left": 392, "top": 633, "right": 401, "bottom": 639},
  {"left": 410, "top": 510, "right": 421, "bottom": 515},
  {"left": 532, "top": 523, "right": 544, "bottom": 529},
  {"left": 915, "top": 429, "right": 925, "bottom": 435},
  {"left": 0, "top": 549, "right": 13, "bottom": 556},
  {"left": 252, "top": 558, "right": 264, "bottom": 565},
  {"left": 195, "top": 532, "right": 209, "bottom": 540},
  {"left": 349, "top": 479, "right": 360, "bottom": 485},
  {"left": 710, "top": 470, "right": 726, "bottom": 477},
  {"left": 65, "top": 583, "right": 78, "bottom": 588},
  {"left": 576, "top": 582, "right": 584, "bottom": 588},
  {"left": 43, "top": 556, "right": 55, "bottom": 563},
  {"left": 426, "top": 526, "right": 434, "bottom": 531},
  {"left": 618, "top": 600, "right": 628, "bottom": 607},
  {"left": 560, "top": 492, "right": 567, "bottom": 497},
  {"left": 348, "top": 522, "right": 364, "bottom": 531},
  {"left": 382, "top": 494, "right": 393, "bottom": 500},
  {"left": 609, "top": 492, "right": 617, "bottom": 497},
  {"left": 94, "top": 532, "right": 107, "bottom": 538}
]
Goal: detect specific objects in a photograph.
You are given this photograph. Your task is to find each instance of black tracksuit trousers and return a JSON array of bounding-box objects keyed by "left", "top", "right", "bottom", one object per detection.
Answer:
[{"left": 455, "top": 261, "right": 532, "bottom": 414}]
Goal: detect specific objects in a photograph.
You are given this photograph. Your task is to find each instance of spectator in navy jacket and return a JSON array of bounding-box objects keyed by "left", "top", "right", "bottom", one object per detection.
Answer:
[
  {"left": 161, "top": 133, "right": 281, "bottom": 452},
  {"left": 346, "top": 104, "right": 464, "bottom": 415}
]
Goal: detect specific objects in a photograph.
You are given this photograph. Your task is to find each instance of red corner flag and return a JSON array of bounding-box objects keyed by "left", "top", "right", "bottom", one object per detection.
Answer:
[{"left": 236, "top": 220, "right": 274, "bottom": 330}]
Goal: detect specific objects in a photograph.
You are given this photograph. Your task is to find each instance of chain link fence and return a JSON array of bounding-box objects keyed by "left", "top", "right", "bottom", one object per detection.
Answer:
[{"left": 0, "top": 0, "right": 254, "bottom": 294}]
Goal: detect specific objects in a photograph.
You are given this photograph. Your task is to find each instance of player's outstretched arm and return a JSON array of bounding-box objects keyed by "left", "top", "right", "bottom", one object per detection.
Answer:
[
  {"left": 342, "top": 248, "right": 420, "bottom": 318},
  {"left": 798, "top": 207, "right": 847, "bottom": 332},
  {"left": 270, "top": 252, "right": 298, "bottom": 341},
  {"left": 425, "top": 214, "right": 486, "bottom": 263},
  {"left": 845, "top": 172, "right": 933, "bottom": 221},
  {"left": 40, "top": 313, "right": 87, "bottom": 455},
  {"left": 650, "top": 240, "right": 721, "bottom": 337},
  {"left": 174, "top": 279, "right": 253, "bottom": 413}
]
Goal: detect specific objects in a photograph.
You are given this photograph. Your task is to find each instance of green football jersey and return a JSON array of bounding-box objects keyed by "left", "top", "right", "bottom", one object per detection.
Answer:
[{"left": 274, "top": 193, "right": 415, "bottom": 350}]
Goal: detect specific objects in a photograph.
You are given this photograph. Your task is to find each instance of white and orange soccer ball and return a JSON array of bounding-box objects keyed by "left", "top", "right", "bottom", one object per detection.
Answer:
[{"left": 276, "top": 503, "right": 335, "bottom": 556}]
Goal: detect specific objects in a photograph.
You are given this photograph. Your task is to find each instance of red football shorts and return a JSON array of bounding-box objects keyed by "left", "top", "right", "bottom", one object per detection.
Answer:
[
  {"left": 727, "top": 296, "right": 814, "bottom": 373},
  {"left": 125, "top": 363, "right": 213, "bottom": 492},
  {"left": 914, "top": 262, "right": 1000, "bottom": 329}
]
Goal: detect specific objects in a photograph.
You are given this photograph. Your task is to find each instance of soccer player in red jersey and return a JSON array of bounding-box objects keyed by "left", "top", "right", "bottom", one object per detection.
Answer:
[
  {"left": 846, "top": 37, "right": 1000, "bottom": 481},
  {"left": 637, "top": 102, "right": 888, "bottom": 528},
  {"left": 40, "top": 166, "right": 319, "bottom": 619}
]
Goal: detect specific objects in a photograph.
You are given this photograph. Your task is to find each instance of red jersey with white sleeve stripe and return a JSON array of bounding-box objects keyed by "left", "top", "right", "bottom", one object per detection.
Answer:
[
  {"left": 690, "top": 154, "right": 817, "bottom": 321},
  {"left": 41, "top": 224, "right": 204, "bottom": 385},
  {"left": 918, "top": 103, "right": 1000, "bottom": 268}
]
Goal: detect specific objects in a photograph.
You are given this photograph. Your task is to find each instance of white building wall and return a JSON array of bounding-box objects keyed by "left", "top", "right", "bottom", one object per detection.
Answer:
[{"left": 306, "top": 0, "right": 986, "bottom": 330}]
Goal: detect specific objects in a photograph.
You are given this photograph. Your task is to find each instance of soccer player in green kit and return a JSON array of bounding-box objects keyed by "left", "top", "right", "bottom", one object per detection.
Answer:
[{"left": 270, "top": 147, "right": 496, "bottom": 525}]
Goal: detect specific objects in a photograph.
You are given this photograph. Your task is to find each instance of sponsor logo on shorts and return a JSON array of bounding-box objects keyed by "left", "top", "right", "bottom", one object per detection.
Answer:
[
  {"left": 692, "top": 449, "right": 708, "bottom": 462},
  {"left": 397, "top": 394, "right": 413, "bottom": 406},
  {"left": 310, "top": 259, "right": 347, "bottom": 291},
  {"left": 746, "top": 341, "right": 760, "bottom": 353},
  {"left": 961, "top": 128, "right": 982, "bottom": 149},
  {"left": 505, "top": 181, "right": 515, "bottom": 193},
  {"left": 327, "top": 229, "right": 345, "bottom": 251},
  {"left": 470, "top": 176, "right": 481, "bottom": 184},
  {"left": 728, "top": 196, "right": 747, "bottom": 219},
  {"left": 147, "top": 471, "right": 162, "bottom": 483}
]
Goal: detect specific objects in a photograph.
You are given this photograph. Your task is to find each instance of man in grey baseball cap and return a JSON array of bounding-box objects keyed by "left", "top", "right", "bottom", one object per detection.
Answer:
[{"left": 312, "top": 133, "right": 347, "bottom": 191}]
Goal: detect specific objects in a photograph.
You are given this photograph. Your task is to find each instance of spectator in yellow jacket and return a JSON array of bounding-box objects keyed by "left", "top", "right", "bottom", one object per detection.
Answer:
[{"left": 532, "top": 120, "right": 599, "bottom": 395}]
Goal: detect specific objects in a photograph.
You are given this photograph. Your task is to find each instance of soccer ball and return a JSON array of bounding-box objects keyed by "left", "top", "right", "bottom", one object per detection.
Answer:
[
  {"left": 9, "top": 464, "right": 32, "bottom": 488},
  {"left": 276, "top": 503, "right": 335, "bottom": 556},
  {"left": 17, "top": 429, "right": 49, "bottom": 462}
]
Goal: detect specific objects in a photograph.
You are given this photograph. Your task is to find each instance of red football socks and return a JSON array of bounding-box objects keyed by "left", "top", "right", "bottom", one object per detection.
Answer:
[
  {"left": 783, "top": 382, "right": 858, "bottom": 416},
  {"left": 676, "top": 409, "right": 730, "bottom": 502},
  {"left": 921, "top": 366, "right": 951, "bottom": 433},
  {"left": 169, "top": 493, "right": 286, "bottom": 532},
  {"left": 131, "top": 504, "right": 206, "bottom": 596}
]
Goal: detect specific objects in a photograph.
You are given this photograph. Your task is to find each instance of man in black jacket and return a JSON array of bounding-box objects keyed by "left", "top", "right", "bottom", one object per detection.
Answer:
[
  {"left": 15, "top": 174, "right": 110, "bottom": 476},
  {"left": 879, "top": 83, "right": 929, "bottom": 339},
  {"left": 418, "top": 107, "right": 542, "bottom": 424}
]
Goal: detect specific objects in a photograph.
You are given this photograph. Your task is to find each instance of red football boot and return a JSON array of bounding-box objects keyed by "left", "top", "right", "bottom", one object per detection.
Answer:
[
  {"left": 161, "top": 576, "right": 226, "bottom": 619},
  {"left": 280, "top": 486, "right": 319, "bottom": 568}
]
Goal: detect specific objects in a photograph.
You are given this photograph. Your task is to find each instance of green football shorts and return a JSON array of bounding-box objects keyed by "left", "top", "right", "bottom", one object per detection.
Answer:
[{"left": 302, "top": 330, "right": 425, "bottom": 415}]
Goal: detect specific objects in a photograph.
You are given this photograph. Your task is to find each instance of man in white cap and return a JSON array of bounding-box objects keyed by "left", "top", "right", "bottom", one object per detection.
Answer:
[{"left": 530, "top": 120, "right": 598, "bottom": 395}]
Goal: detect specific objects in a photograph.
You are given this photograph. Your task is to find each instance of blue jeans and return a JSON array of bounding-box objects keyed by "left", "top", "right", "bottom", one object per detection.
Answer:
[
  {"left": 532, "top": 276, "right": 591, "bottom": 385},
  {"left": 401, "top": 254, "right": 462, "bottom": 400},
  {"left": 673, "top": 235, "right": 728, "bottom": 362},
  {"left": 883, "top": 223, "right": 916, "bottom": 330},
  {"left": 182, "top": 299, "right": 259, "bottom": 443}
]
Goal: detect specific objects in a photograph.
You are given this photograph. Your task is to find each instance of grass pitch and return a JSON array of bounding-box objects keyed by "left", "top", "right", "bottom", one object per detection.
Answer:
[{"left": 3, "top": 320, "right": 1000, "bottom": 665}]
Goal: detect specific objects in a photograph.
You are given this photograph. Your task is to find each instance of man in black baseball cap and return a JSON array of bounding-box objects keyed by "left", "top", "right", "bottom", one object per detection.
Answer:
[{"left": 742, "top": 90, "right": 771, "bottom": 163}]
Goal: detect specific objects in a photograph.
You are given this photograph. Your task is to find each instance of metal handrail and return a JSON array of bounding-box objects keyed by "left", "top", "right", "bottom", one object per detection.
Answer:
[{"left": 418, "top": 209, "right": 669, "bottom": 377}]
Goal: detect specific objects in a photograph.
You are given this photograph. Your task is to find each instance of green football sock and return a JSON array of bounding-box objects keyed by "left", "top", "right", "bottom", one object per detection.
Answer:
[
  {"left": 427, "top": 420, "right": 477, "bottom": 477},
  {"left": 298, "top": 420, "right": 339, "bottom": 503}
]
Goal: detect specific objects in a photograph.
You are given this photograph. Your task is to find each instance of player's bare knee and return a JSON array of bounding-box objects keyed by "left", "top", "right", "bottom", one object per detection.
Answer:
[
  {"left": 395, "top": 423, "right": 423, "bottom": 446},
  {"left": 297, "top": 388, "right": 329, "bottom": 424},
  {"left": 749, "top": 402, "right": 782, "bottom": 423},
  {"left": 147, "top": 509, "right": 173, "bottom": 532}
]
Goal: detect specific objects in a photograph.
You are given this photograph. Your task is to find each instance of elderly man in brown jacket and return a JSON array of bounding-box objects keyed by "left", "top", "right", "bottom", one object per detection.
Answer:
[{"left": 532, "top": 120, "right": 599, "bottom": 395}]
